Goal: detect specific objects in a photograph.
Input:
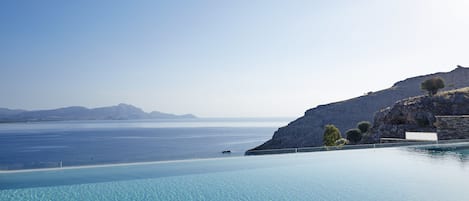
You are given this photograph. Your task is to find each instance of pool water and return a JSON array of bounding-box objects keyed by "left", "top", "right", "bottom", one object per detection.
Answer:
[
  {"left": 416, "top": 143, "right": 469, "bottom": 155},
  {"left": 1, "top": 144, "right": 468, "bottom": 201}
]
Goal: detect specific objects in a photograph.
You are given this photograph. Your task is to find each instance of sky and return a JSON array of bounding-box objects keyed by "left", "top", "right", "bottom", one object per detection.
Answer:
[{"left": 1, "top": 0, "right": 469, "bottom": 117}]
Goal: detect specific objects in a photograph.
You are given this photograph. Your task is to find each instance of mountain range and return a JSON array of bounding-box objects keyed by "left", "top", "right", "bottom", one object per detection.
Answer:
[
  {"left": 251, "top": 66, "right": 469, "bottom": 151},
  {"left": 0, "top": 103, "right": 196, "bottom": 122}
]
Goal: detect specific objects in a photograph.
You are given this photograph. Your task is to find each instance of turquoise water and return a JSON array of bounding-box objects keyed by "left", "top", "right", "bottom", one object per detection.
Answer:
[{"left": 1, "top": 144, "right": 469, "bottom": 201}]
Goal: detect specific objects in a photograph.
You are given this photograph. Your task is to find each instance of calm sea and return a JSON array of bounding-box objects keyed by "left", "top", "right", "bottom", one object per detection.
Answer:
[{"left": 0, "top": 118, "right": 291, "bottom": 170}]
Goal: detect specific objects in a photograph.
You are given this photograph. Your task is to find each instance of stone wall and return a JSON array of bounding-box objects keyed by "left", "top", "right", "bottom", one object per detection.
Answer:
[{"left": 435, "top": 116, "right": 469, "bottom": 140}]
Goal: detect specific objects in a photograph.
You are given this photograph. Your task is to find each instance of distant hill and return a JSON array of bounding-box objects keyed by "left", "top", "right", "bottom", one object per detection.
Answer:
[
  {"left": 0, "top": 103, "right": 196, "bottom": 122},
  {"left": 0, "top": 108, "right": 27, "bottom": 118},
  {"left": 251, "top": 66, "right": 469, "bottom": 150}
]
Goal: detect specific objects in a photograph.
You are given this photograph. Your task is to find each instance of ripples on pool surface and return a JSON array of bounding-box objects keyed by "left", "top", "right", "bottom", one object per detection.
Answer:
[{"left": 1, "top": 144, "right": 469, "bottom": 201}]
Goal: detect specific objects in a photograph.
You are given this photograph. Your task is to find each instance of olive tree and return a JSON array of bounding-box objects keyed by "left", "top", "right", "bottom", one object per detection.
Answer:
[{"left": 421, "top": 77, "right": 445, "bottom": 96}]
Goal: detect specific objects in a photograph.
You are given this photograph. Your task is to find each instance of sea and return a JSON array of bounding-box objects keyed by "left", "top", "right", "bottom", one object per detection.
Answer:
[{"left": 0, "top": 118, "right": 291, "bottom": 170}]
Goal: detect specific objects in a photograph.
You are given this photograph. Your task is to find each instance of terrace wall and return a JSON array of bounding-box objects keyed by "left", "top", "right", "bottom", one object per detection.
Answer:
[{"left": 435, "top": 115, "right": 469, "bottom": 140}]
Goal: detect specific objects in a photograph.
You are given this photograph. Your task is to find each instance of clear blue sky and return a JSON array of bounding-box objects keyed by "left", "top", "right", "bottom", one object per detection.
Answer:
[{"left": 1, "top": 0, "right": 469, "bottom": 117}]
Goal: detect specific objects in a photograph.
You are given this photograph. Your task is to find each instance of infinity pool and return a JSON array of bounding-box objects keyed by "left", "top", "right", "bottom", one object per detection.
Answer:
[{"left": 1, "top": 143, "right": 468, "bottom": 201}]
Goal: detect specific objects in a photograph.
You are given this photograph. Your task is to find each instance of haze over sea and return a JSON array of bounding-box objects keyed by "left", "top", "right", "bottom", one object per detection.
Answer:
[{"left": 0, "top": 118, "right": 290, "bottom": 170}]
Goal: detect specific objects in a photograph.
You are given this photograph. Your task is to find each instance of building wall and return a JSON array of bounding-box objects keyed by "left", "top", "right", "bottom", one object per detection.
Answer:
[{"left": 435, "top": 115, "right": 469, "bottom": 140}]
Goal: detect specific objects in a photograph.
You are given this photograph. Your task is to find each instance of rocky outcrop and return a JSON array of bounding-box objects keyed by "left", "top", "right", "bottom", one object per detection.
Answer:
[
  {"left": 372, "top": 87, "right": 469, "bottom": 140},
  {"left": 250, "top": 66, "right": 469, "bottom": 151}
]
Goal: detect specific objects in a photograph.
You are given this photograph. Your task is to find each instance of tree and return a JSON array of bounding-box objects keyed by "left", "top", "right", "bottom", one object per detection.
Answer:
[
  {"left": 357, "top": 121, "right": 371, "bottom": 134},
  {"left": 421, "top": 77, "right": 445, "bottom": 96},
  {"left": 346, "top": 129, "right": 362, "bottom": 144},
  {"left": 323, "top": 124, "right": 341, "bottom": 146}
]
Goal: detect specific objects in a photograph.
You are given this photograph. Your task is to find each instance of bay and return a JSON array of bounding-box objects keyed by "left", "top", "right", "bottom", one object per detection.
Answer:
[{"left": 0, "top": 118, "right": 290, "bottom": 170}]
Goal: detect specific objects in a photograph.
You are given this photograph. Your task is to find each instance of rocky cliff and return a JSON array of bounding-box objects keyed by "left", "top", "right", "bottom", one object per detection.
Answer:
[
  {"left": 372, "top": 87, "right": 469, "bottom": 140},
  {"left": 251, "top": 66, "right": 469, "bottom": 150}
]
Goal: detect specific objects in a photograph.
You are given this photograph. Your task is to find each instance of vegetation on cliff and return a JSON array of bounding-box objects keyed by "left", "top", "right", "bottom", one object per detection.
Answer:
[
  {"left": 345, "top": 129, "right": 362, "bottom": 144},
  {"left": 357, "top": 121, "right": 371, "bottom": 134},
  {"left": 421, "top": 77, "right": 445, "bottom": 96},
  {"left": 323, "top": 125, "right": 341, "bottom": 146}
]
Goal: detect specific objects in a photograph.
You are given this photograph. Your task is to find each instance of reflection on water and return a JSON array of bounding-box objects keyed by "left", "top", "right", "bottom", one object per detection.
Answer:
[{"left": 405, "top": 143, "right": 469, "bottom": 163}]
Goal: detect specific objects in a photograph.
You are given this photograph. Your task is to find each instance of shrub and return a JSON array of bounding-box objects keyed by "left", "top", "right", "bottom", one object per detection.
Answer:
[
  {"left": 346, "top": 129, "right": 362, "bottom": 144},
  {"left": 357, "top": 121, "right": 371, "bottom": 133},
  {"left": 323, "top": 124, "right": 341, "bottom": 146},
  {"left": 335, "top": 138, "right": 349, "bottom": 146},
  {"left": 421, "top": 77, "right": 445, "bottom": 96}
]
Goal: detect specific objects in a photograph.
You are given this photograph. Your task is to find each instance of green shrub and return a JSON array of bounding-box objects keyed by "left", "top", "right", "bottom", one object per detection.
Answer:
[
  {"left": 323, "top": 124, "right": 341, "bottom": 146},
  {"left": 346, "top": 128, "right": 362, "bottom": 144},
  {"left": 421, "top": 77, "right": 445, "bottom": 96},
  {"left": 357, "top": 121, "right": 371, "bottom": 133}
]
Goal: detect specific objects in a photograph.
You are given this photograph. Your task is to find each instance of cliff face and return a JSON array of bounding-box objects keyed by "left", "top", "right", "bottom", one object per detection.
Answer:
[
  {"left": 251, "top": 66, "right": 469, "bottom": 150},
  {"left": 372, "top": 87, "right": 469, "bottom": 140}
]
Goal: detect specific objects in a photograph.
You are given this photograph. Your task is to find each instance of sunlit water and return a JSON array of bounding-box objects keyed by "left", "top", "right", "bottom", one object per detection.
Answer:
[
  {"left": 0, "top": 118, "right": 291, "bottom": 170},
  {"left": 1, "top": 144, "right": 468, "bottom": 201}
]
